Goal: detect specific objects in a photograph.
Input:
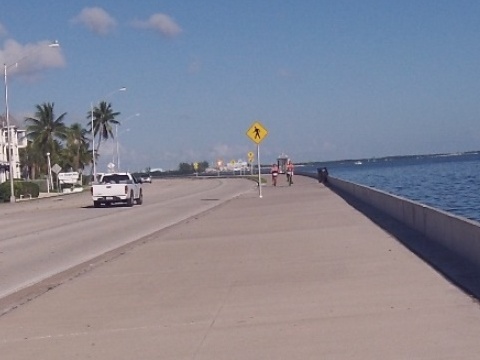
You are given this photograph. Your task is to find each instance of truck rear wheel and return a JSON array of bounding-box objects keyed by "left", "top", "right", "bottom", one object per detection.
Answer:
[
  {"left": 93, "top": 201, "right": 101, "bottom": 208},
  {"left": 136, "top": 191, "right": 143, "bottom": 205},
  {"left": 127, "top": 192, "right": 134, "bottom": 207}
]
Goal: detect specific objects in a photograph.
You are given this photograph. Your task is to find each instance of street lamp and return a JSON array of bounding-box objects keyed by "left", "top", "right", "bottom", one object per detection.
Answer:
[
  {"left": 91, "top": 87, "right": 126, "bottom": 182},
  {"left": 4, "top": 40, "right": 60, "bottom": 203},
  {"left": 115, "top": 113, "right": 139, "bottom": 171},
  {"left": 46, "top": 152, "right": 52, "bottom": 193},
  {"left": 115, "top": 128, "right": 131, "bottom": 171}
]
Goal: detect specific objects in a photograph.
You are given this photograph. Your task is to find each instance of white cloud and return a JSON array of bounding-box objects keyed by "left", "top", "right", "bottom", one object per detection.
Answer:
[
  {"left": 71, "top": 7, "right": 117, "bottom": 36},
  {"left": 0, "top": 39, "right": 65, "bottom": 79},
  {"left": 132, "top": 13, "right": 182, "bottom": 37},
  {"left": 208, "top": 143, "right": 251, "bottom": 163},
  {"left": 98, "top": 141, "right": 251, "bottom": 172}
]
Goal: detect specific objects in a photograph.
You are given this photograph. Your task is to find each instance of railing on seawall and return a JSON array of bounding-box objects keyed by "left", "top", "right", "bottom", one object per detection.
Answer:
[{"left": 309, "top": 173, "right": 480, "bottom": 274}]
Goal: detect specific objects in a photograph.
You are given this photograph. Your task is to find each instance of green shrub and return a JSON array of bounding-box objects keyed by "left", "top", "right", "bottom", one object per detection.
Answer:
[
  {"left": 0, "top": 182, "right": 11, "bottom": 202},
  {"left": 21, "top": 181, "right": 40, "bottom": 198},
  {"left": 0, "top": 181, "right": 40, "bottom": 202}
]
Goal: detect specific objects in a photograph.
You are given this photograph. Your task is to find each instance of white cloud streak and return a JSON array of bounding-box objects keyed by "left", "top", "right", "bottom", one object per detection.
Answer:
[
  {"left": 278, "top": 68, "right": 293, "bottom": 78},
  {"left": 71, "top": 7, "right": 117, "bottom": 36},
  {"left": 132, "top": 13, "right": 182, "bottom": 37},
  {"left": 0, "top": 39, "right": 65, "bottom": 79},
  {"left": 208, "top": 143, "right": 251, "bottom": 163},
  {"left": 188, "top": 58, "right": 202, "bottom": 74}
]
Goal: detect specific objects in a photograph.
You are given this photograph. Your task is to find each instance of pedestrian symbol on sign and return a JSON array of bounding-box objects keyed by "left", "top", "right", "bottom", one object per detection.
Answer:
[
  {"left": 254, "top": 126, "right": 261, "bottom": 139},
  {"left": 246, "top": 121, "right": 268, "bottom": 144}
]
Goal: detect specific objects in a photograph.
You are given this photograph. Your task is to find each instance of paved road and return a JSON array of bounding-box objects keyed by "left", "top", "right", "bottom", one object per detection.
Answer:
[
  {"left": 1, "top": 176, "right": 480, "bottom": 359},
  {"left": 0, "top": 178, "right": 255, "bottom": 300}
]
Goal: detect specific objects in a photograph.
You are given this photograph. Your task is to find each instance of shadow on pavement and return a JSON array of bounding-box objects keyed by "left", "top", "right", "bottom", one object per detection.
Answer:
[{"left": 329, "top": 186, "right": 480, "bottom": 302}]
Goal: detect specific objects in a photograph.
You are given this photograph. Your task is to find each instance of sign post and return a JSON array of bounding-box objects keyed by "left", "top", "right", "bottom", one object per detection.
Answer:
[
  {"left": 51, "top": 164, "right": 62, "bottom": 193},
  {"left": 247, "top": 151, "right": 254, "bottom": 175},
  {"left": 246, "top": 121, "right": 268, "bottom": 198}
]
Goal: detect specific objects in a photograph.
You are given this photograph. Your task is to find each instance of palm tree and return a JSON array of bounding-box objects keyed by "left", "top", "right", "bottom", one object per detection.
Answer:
[
  {"left": 19, "top": 142, "right": 39, "bottom": 179},
  {"left": 24, "top": 102, "right": 68, "bottom": 176},
  {"left": 61, "top": 123, "right": 91, "bottom": 172},
  {"left": 88, "top": 101, "right": 121, "bottom": 155}
]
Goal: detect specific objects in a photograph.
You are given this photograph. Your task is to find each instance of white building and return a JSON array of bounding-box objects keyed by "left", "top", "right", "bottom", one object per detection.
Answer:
[{"left": 0, "top": 118, "right": 27, "bottom": 183}]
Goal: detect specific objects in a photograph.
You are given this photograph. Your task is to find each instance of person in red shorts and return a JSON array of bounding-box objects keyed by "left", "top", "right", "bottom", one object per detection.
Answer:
[{"left": 271, "top": 163, "right": 279, "bottom": 186}]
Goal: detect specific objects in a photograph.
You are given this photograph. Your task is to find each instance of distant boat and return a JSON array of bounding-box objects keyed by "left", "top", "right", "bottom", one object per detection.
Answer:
[{"left": 354, "top": 161, "right": 363, "bottom": 165}]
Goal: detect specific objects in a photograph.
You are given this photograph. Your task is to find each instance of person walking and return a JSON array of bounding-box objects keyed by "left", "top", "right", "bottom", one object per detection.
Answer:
[
  {"left": 271, "top": 163, "right": 279, "bottom": 186},
  {"left": 286, "top": 160, "right": 294, "bottom": 186}
]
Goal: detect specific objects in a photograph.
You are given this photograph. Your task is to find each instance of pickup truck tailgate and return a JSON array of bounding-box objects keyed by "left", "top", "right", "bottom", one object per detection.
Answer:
[{"left": 92, "top": 184, "right": 128, "bottom": 197}]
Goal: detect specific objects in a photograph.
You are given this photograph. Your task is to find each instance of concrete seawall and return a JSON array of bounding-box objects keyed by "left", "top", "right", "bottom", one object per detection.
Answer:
[{"left": 300, "top": 171, "right": 480, "bottom": 296}]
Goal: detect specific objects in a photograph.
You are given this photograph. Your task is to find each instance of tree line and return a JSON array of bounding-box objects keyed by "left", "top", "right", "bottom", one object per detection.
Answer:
[
  {"left": 5, "top": 101, "right": 120, "bottom": 180},
  {"left": 177, "top": 161, "right": 209, "bottom": 174},
  {"left": 5, "top": 101, "right": 209, "bottom": 180}
]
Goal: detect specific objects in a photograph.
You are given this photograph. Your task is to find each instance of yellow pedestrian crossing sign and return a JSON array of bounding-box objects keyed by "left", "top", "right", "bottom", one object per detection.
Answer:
[
  {"left": 248, "top": 151, "right": 254, "bottom": 163},
  {"left": 246, "top": 121, "right": 268, "bottom": 144}
]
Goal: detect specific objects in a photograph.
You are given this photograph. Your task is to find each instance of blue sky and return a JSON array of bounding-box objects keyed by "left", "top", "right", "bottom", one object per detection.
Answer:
[{"left": 1, "top": 1, "right": 480, "bottom": 171}]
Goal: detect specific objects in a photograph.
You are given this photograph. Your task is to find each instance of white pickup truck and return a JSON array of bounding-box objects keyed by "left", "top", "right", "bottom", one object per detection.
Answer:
[{"left": 91, "top": 172, "right": 143, "bottom": 207}]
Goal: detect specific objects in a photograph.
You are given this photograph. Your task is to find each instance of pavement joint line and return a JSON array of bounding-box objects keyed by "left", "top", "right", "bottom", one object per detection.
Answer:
[
  {"left": 0, "top": 184, "right": 255, "bottom": 317},
  {"left": 1, "top": 324, "right": 170, "bottom": 344}
]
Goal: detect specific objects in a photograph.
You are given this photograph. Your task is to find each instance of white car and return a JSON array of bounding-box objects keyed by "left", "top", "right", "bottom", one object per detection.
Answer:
[{"left": 140, "top": 174, "right": 152, "bottom": 183}]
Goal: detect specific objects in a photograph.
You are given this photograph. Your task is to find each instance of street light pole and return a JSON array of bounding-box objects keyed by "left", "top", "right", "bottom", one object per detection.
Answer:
[
  {"left": 46, "top": 152, "right": 52, "bottom": 193},
  {"left": 91, "top": 102, "right": 95, "bottom": 181},
  {"left": 3, "top": 63, "right": 14, "bottom": 202},
  {"left": 3, "top": 40, "right": 60, "bottom": 203},
  {"left": 91, "top": 87, "right": 126, "bottom": 183},
  {"left": 117, "top": 128, "right": 131, "bottom": 171},
  {"left": 115, "top": 113, "right": 139, "bottom": 171}
]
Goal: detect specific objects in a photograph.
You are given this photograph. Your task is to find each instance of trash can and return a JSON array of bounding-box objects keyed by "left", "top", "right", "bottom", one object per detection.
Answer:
[{"left": 317, "top": 167, "right": 328, "bottom": 183}]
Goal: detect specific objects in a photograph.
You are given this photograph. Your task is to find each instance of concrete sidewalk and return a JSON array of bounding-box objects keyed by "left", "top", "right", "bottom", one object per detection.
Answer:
[{"left": 1, "top": 176, "right": 480, "bottom": 359}]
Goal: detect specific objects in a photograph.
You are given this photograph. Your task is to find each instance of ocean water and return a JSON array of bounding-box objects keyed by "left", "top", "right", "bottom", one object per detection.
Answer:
[{"left": 300, "top": 152, "right": 480, "bottom": 223}]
